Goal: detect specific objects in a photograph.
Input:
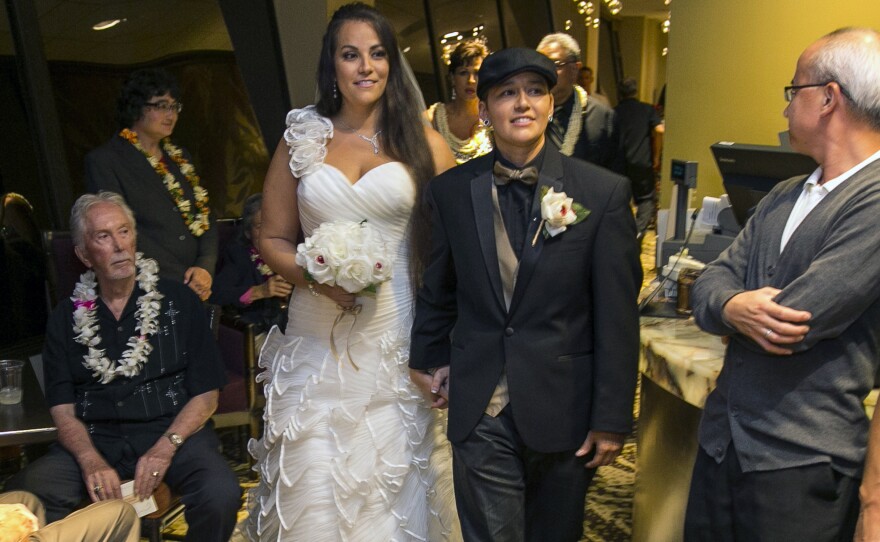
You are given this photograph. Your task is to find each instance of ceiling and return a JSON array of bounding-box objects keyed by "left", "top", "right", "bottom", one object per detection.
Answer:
[
  {"left": 0, "top": 0, "right": 671, "bottom": 66},
  {"left": 0, "top": 0, "right": 232, "bottom": 63}
]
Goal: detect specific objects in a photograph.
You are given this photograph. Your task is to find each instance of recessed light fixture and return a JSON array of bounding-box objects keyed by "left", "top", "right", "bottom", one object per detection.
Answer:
[{"left": 92, "top": 18, "right": 125, "bottom": 31}]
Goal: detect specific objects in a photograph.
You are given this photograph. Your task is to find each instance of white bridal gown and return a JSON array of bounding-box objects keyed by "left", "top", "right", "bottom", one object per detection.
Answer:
[{"left": 245, "top": 107, "right": 460, "bottom": 542}]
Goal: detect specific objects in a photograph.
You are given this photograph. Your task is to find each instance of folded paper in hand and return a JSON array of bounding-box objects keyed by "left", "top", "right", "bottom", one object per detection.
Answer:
[{"left": 121, "top": 480, "right": 158, "bottom": 517}]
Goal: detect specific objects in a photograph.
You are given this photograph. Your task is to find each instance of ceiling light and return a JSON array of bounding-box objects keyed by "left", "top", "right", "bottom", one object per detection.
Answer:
[{"left": 92, "top": 18, "right": 124, "bottom": 31}]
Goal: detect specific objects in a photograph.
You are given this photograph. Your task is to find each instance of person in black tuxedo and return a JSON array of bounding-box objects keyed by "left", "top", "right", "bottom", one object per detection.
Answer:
[{"left": 409, "top": 48, "right": 642, "bottom": 541}]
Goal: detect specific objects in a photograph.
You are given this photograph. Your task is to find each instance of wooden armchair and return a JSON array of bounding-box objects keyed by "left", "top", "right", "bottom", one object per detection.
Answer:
[
  {"left": 41, "top": 230, "right": 84, "bottom": 312},
  {"left": 213, "top": 313, "right": 259, "bottom": 464}
]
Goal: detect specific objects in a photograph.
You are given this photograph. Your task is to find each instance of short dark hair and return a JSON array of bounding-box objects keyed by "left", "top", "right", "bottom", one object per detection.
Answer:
[
  {"left": 448, "top": 40, "right": 489, "bottom": 75},
  {"left": 115, "top": 68, "right": 180, "bottom": 129},
  {"left": 618, "top": 77, "right": 638, "bottom": 99},
  {"left": 241, "top": 193, "right": 263, "bottom": 243}
]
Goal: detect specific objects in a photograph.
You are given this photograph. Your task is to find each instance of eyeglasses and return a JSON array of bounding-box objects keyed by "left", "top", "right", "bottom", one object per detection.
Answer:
[
  {"left": 144, "top": 101, "right": 183, "bottom": 114},
  {"left": 553, "top": 58, "right": 577, "bottom": 70},
  {"left": 783, "top": 81, "right": 851, "bottom": 102}
]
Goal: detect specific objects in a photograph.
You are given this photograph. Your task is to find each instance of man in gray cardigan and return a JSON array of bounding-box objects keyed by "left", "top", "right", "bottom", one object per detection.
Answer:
[{"left": 685, "top": 27, "right": 880, "bottom": 542}]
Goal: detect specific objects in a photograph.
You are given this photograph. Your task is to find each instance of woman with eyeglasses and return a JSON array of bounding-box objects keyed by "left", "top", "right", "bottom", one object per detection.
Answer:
[
  {"left": 426, "top": 39, "right": 492, "bottom": 163},
  {"left": 85, "top": 68, "right": 217, "bottom": 301}
]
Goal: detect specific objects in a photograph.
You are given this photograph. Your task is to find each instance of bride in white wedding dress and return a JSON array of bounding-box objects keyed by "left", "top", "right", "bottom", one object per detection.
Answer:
[{"left": 244, "top": 3, "right": 459, "bottom": 541}]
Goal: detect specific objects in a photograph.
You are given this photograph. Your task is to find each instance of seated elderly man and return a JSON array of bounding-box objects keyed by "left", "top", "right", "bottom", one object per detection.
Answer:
[{"left": 4, "top": 192, "right": 239, "bottom": 541}]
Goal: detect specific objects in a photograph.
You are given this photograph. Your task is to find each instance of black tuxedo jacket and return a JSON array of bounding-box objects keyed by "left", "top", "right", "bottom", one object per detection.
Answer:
[
  {"left": 410, "top": 145, "right": 642, "bottom": 452},
  {"left": 85, "top": 135, "right": 218, "bottom": 282}
]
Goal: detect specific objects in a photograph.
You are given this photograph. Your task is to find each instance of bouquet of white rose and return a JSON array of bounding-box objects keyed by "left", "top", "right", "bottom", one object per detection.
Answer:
[{"left": 295, "top": 220, "right": 393, "bottom": 294}]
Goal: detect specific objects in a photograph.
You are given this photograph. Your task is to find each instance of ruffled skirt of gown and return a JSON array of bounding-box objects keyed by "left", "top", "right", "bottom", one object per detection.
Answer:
[{"left": 244, "top": 284, "right": 461, "bottom": 542}]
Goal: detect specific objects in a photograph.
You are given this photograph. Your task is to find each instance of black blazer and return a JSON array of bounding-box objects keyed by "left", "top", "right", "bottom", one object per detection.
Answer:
[
  {"left": 84, "top": 135, "right": 218, "bottom": 281},
  {"left": 410, "top": 145, "right": 642, "bottom": 452}
]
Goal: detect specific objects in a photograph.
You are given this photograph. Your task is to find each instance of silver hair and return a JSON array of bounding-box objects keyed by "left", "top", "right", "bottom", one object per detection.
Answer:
[
  {"left": 70, "top": 191, "right": 137, "bottom": 248},
  {"left": 537, "top": 33, "right": 581, "bottom": 60},
  {"left": 809, "top": 27, "right": 880, "bottom": 129}
]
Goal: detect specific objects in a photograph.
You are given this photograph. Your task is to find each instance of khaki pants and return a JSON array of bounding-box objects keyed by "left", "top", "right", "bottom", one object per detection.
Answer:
[{"left": 0, "top": 491, "right": 139, "bottom": 542}]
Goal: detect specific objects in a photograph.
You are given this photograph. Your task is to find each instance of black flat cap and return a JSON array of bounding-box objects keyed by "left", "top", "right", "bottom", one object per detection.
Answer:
[{"left": 477, "top": 47, "right": 557, "bottom": 100}]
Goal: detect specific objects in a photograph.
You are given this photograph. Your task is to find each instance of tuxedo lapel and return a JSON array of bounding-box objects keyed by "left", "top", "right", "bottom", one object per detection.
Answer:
[
  {"left": 471, "top": 170, "right": 507, "bottom": 312},
  {"left": 508, "top": 146, "right": 564, "bottom": 314}
]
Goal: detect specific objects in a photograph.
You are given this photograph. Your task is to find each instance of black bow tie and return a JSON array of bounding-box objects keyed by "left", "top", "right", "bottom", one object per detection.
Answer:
[{"left": 493, "top": 161, "right": 539, "bottom": 186}]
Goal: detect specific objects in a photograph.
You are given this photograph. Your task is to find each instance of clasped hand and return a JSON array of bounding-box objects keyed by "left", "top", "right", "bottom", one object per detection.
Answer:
[
  {"left": 409, "top": 366, "right": 449, "bottom": 409},
  {"left": 722, "top": 287, "right": 811, "bottom": 355}
]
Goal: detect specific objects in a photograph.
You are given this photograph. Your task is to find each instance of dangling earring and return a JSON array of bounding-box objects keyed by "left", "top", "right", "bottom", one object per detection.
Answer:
[
  {"left": 451, "top": 87, "right": 457, "bottom": 101},
  {"left": 333, "top": 81, "right": 338, "bottom": 100}
]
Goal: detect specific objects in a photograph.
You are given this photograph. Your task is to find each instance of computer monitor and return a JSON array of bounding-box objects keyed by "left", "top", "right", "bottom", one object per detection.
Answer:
[{"left": 710, "top": 142, "right": 818, "bottom": 227}]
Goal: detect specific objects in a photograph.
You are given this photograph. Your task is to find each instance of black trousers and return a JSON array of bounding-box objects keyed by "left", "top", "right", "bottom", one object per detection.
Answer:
[
  {"left": 452, "top": 406, "right": 597, "bottom": 542},
  {"left": 685, "top": 444, "right": 860, "bottom": 542},
  {"left": 5, "top": 425, "right": 240, "bottom": 542}
]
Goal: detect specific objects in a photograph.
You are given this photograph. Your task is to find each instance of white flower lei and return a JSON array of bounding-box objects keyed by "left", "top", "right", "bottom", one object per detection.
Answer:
[
  {"left": 71, "top": 254, "right": 164, "bottom": 384},
  {"left": 431, "top": 103, "right": 493, "bottom": 164},
  {"left": 557, "top": 85, "right": 588, "bottom": 157}
]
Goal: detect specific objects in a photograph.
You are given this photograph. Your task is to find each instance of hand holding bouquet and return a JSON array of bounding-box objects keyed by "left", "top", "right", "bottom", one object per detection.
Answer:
[{"left": 295, "top": 220, "right": 393, "bottom": 370}]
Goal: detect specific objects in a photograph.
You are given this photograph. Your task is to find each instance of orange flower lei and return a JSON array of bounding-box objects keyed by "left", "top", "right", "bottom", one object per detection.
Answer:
[{"left": 119, "top": 128, "right": 211, "bottom": 237}]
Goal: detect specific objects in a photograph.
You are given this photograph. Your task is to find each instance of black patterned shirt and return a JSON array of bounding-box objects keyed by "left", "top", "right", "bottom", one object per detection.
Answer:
[{"left": 43, "top": 277, "right": 225, "bottom": 459}]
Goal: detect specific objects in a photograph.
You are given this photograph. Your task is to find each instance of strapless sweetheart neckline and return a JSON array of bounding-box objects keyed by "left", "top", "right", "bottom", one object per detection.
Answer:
[{"left": 322, "top": 161, "right": 405, "bottom": 187}]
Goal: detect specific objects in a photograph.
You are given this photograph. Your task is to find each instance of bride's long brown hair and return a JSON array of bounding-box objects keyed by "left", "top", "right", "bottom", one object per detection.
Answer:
[{"left": 315, "top": 3, "right": 435, "bottom": 288}]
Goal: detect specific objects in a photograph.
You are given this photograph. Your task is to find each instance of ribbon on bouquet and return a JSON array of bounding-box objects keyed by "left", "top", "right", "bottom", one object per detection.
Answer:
[{"left": 330, "top": 304, "right": 363, "bottom": 370}]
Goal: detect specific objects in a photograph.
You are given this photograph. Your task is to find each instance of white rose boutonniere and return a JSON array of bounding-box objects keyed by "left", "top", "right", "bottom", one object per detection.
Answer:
[{"left": 532, "top": 186, "right": 590, "bottom": 246}]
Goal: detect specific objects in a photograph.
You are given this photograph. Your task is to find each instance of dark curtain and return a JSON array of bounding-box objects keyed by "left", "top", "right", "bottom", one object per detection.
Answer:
[{"left": 50, "top": 51, "right": 270, "bottom": 219}]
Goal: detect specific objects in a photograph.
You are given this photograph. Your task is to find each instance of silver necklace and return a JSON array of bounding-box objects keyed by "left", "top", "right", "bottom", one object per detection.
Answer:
[{"left": 337, "top": 119, "right": 382, "bottom": 155}]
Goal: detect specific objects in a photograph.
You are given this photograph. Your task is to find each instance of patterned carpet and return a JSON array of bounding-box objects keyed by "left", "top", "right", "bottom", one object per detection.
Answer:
[
  {"left": 577, "top": 228, "right": 654, "bottom": 541},
  {"left": 581, "top": 383, "right": 641, "bottom": 542}
]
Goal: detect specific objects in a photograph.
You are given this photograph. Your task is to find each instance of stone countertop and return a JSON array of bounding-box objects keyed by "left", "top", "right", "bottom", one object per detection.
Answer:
[
  {"left": 639, "top": 316, "right": 879, "bottom": 416},
  {"left": 639, "top": 316, "right": 725, "bottom": 409}
]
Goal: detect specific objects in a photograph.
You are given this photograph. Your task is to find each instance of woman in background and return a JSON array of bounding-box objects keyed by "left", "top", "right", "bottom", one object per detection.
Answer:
[
  {"left": 426, "top": 40, "right": 492, "bottom": 163},
  {"left": 85, "top": 68, "right": 216, "bottom": 300},
  {"left": 244, "top": 3, "right": 459, "bottom": 541},
  {"left": 209, "top": 193, "right": 290, "bottom": 340}
]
